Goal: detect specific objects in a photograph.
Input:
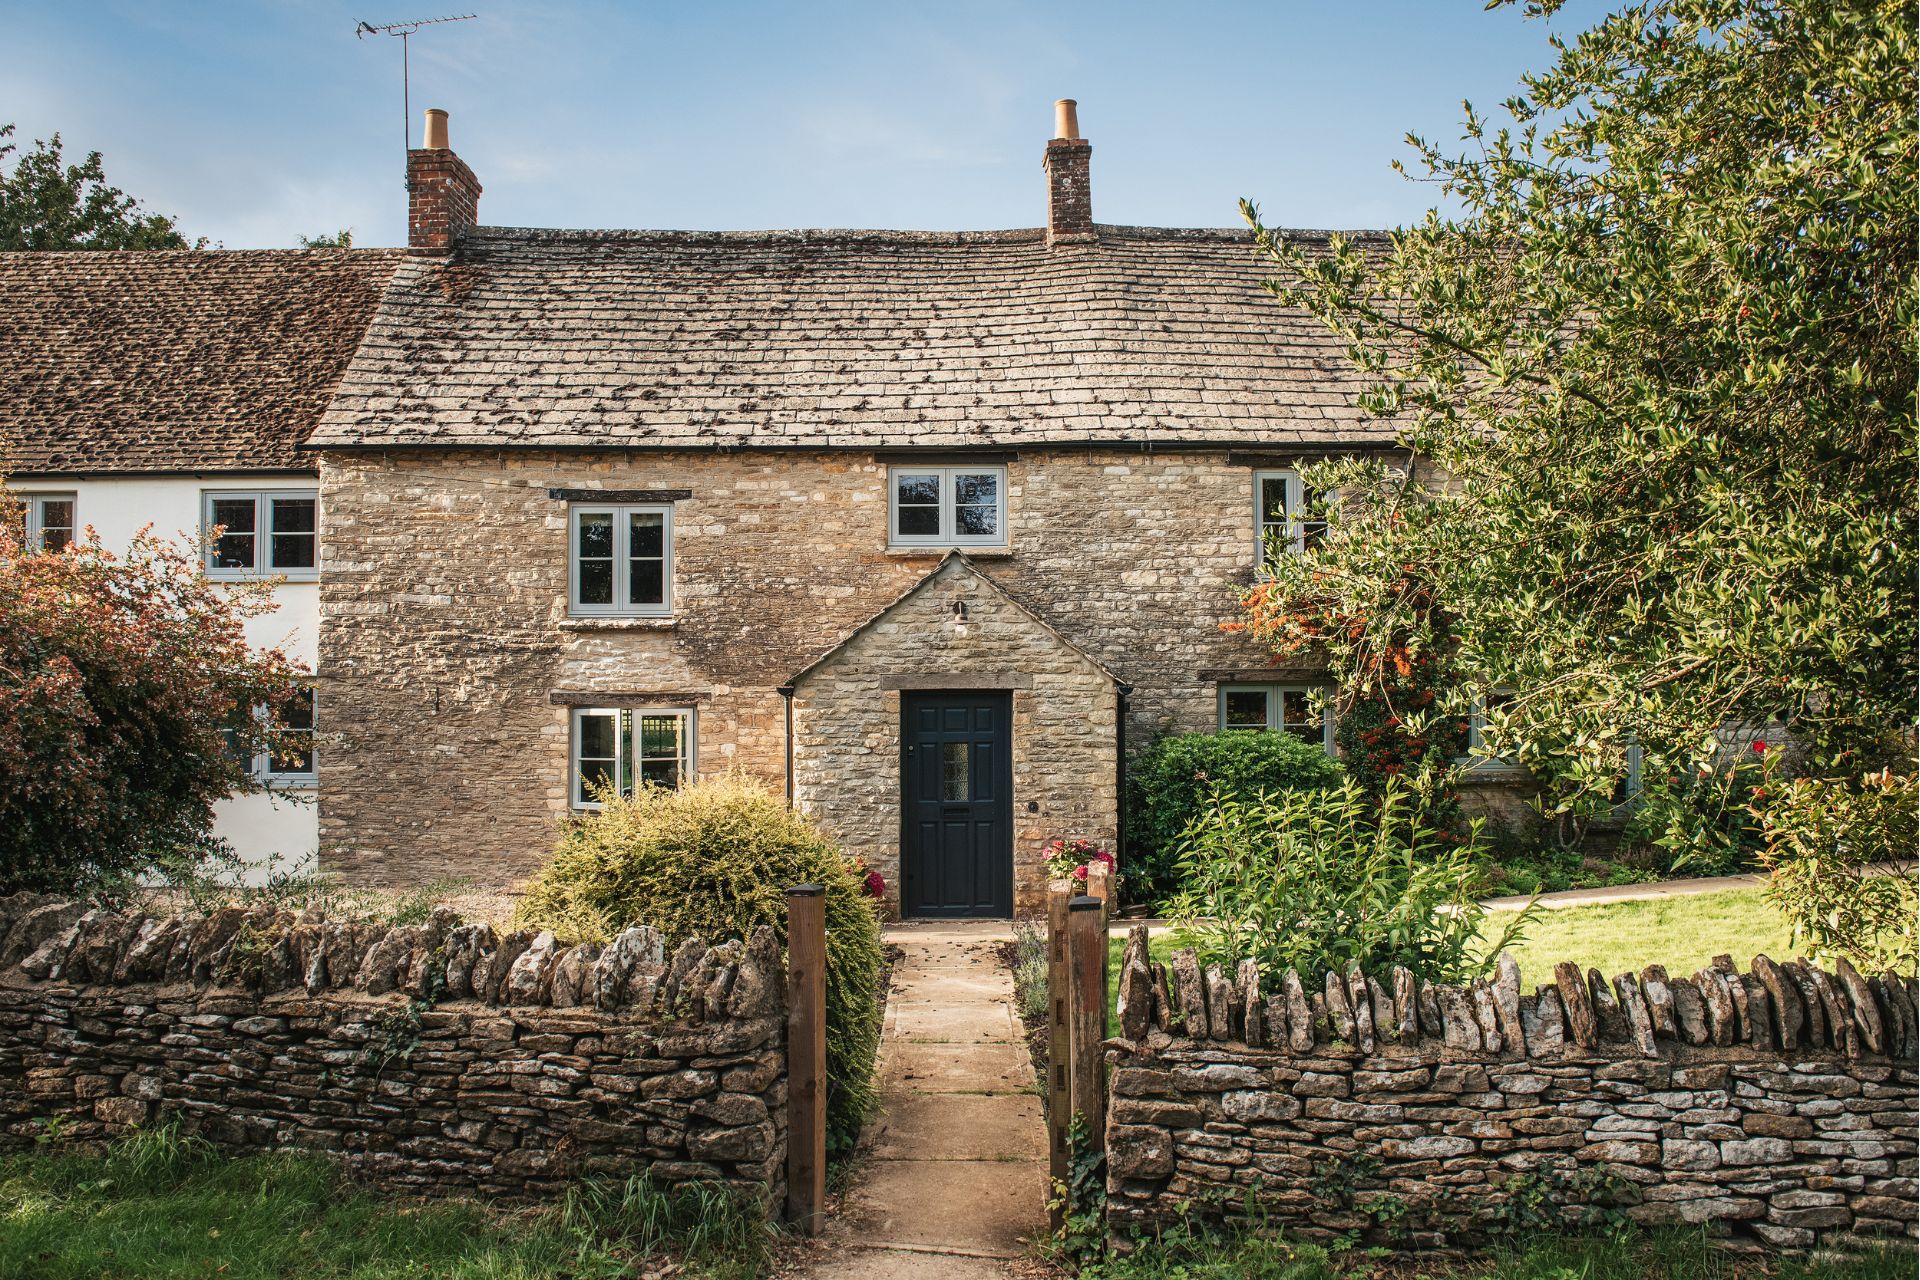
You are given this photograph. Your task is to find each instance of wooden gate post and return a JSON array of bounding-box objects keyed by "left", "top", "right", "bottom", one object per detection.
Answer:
[
  {"left": 1067, "top": 892, "right": 1108, "bottom": 1171},
  {"left": 1085, "top": 860, "right": 1113, "bottom": 932},
  {"left": 785, "top": 884, "right": 826, "bottom": 1235},
  {"left": 1046, "top": 879, "right": 1072, "bottom": 1230}
]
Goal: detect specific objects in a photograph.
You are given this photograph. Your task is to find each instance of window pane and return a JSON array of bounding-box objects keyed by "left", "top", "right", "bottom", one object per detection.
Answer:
[
  {"left": 896, "top": 505, "right": 939, "bottom": 536},
  {"left": 954, "top": 472, "right": 998, "bottom": 507},
  {"left": 638, "top": 713, "right": 683, "bottom": 758},
  {"left": 268, "top": 689, "right": 315, "bottom": 775},
  {"left": 577, "top": 512, "right": 614, "bottom": 559},
  {"left": 629, "top": 558, "right": 664, "bottom": 605},
  {"left": 210, "top": 497, "right": 257, "bottom": 570},
  {"left": 954, "top": 504, "right": 997, "bottom": 537},
  {"left": 942, "top": 742, "right": 969, "bottom": 801},
  {"left": 578, "top": 712, "right": 616, "bottom": 761},
  {"left": 1260, "top": 477, "right": 1290, "bottom": 524},
  {"left": 37, "top": 498, "right": 75, "bottom": 553},
  {"left": 1279, "top": 690, "right": 1313, "bottom": 728},
  {"left": 639, "top": 757, "right": 683, "bottom": 789},
  {"left": 896, "top": 474, "right": 939, "bottom": 506},
  {"left": 269, "top": 497, "right": 318, "bottom": 570},
  {"left": 1223, "top": 689, "right": 1270, "bottom": 729},
  {"left": 579, "top": 560, "right": 613, "bottom": 604},
  {"left": 628, "top": 511, "right": 664, "bottom": 558},
  {"left": 575, "top": 712, "right": 620, "bottom": 802}
]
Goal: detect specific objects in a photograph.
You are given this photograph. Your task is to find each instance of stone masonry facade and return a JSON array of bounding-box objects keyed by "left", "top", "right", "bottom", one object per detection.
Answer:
[
  {"left": 0, "top": 894, "right": 788, "bottom": 1205},
  {"left": 1104, "top": 928, "right": 1919, "bottom": 1252},
  {"left": 316, "top": 447, "right": 1328, "bottom": 910}
]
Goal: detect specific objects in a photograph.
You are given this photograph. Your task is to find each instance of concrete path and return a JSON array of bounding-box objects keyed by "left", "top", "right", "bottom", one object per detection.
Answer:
[
  {"left": 796, "top": 921, "right": 1046, "bottom": 1279},
  {"left": 1480, "top": 872, "right": 1768, "bottom": 911}
]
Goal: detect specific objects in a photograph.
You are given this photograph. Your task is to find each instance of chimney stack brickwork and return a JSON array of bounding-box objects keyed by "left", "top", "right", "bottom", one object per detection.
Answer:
[
  {"left": 1044, "top": 137, "right": 1094, "bottom": 245},
  {"left": 407, "top": 146, "right": 482, "bottom": 256}
]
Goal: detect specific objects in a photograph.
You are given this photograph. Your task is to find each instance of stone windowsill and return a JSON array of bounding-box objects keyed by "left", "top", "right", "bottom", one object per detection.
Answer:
[
  {"left": 884, "top": 546, "right": 1014, "bottom": 559},
  {"left": 557, "top": 617, "right": 678, "bottom": 632}
]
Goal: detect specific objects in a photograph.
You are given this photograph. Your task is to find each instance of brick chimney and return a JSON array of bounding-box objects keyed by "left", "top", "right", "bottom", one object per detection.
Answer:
[
  {"left": 407, "top": 108, "right": 482, "bottom": 255},
  {"left": 1043, "top": 99, "right": 1093, "bottom": 245}
]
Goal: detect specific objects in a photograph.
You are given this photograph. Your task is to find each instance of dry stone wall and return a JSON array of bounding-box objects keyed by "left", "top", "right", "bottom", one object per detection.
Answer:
[
  {"left": 1105, "top": 928, "right": 1918, "bottom": 1252},
  {"left": 0, "top": 894, "right": 788, "bottom": 1205}
]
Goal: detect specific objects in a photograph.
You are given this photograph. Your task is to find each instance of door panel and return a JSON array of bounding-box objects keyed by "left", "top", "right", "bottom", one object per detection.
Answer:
[{"left": 901, "top": 692, "right": 1013, "bottom": 918}]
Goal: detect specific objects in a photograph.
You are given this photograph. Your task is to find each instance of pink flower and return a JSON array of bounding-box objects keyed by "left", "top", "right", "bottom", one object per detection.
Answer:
[
  {"left": 1093, "top": 850, "right": 1116, "bottom": 867},
  {"left": 1072, "top": 865, "right": 1089, "bottom": 881}
]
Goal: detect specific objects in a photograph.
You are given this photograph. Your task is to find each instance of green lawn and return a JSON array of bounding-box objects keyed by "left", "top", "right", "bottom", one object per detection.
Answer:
[
  {"left": 1477, "top": 885, "right": 1798, "bottom": 983},
  {"left": 1104, "top": 886, "right": 1801, "bottom": 1009},
  {"left": 0, "top": 1127, "right": 772, "bottom": 1280}
]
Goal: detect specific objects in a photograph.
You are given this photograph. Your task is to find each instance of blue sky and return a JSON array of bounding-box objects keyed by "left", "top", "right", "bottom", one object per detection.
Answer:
[{"left": 5, "top": 1, "right": 1611, "bottom": 249}]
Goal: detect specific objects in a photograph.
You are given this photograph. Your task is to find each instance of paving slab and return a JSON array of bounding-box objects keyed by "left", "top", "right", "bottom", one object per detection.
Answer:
[
  {"left": 838, "top": 1155, "right": 1048, "bottom": 1256},
  {"left": 798, "top": 1247, "right": 1014, "bottom": 1279},
  {"left": 888, "top": 998, "right": 1020, "bottom": 1043},
  {"left": 883, "top": 1038, "right": 1033, "bottom": 1094},
  {"left": 867, "top": 1092, "right": 1045, "bottom": 1161}
]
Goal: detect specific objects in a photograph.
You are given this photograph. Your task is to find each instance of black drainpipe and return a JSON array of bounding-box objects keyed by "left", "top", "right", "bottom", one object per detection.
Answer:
[
  {"left": 1115, "top": 683, "right": 1135, "bottom": 866},
  {"left": 778, "top": 685, "right": 797, "bottom": 808}
]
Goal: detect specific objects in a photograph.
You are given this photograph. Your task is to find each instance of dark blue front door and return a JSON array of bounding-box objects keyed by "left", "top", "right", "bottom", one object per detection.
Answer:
[{"left": 900, "top": 692, "right": 1013, "bottom": 918}]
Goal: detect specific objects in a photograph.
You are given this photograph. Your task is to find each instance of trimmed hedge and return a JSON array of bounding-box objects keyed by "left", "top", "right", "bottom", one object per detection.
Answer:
[
  {"left": 1124, "top": 730, "right": 1344, "bottom": 907},
  {"left": 513, "top": 776, "right": 883, "bottom": 1154}
]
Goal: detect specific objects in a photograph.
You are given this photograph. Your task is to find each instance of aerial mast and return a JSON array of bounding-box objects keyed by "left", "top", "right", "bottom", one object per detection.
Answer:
[{"left": 354, "top": 13, "right": 478, "bottom": 174}]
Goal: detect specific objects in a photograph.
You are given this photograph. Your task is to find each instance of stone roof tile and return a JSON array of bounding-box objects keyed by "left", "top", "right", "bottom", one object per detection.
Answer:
[
  {"left": 1, "top": 248, "right": 405, "bottom": 474},
  {"left": 310, "top": 224, "right": 1395, "bottom": 451}
]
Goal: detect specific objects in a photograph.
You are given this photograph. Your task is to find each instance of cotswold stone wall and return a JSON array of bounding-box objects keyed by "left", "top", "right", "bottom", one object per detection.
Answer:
[
  {"left": 1105, "top": 930, "right": 1918, "bottom": 1252},
  {"left": 0, "top": 895, "right": 787, "bottom": 1205}
]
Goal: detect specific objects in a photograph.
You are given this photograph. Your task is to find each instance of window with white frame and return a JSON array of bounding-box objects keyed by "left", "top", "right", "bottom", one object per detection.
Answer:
[
  {"left": 203, "top": 490, "right": 318, "bottom": 579},
  {"left": 888, "top": 466, "right": 1006, "bottom": 547},
  {"left": 1217, "top": 683, "right": 1334, "bottom": 753},
  {"left": 22, "top": 493, "right": 76, "bottom": 553},
  {"left": 221, "top": 687, "right": 317, "bottom": 787},
  {"left": 570, "top": 504, "right": 672, "bottom": 615},
  {"left": 1253, "top": 470, "right": 1326, "bottom": 568},
  {"left": 570, "top": 706, "right": 695, "bottom": 807}
]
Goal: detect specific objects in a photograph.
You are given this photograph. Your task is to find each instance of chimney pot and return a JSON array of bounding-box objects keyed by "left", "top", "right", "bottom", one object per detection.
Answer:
[
  {"left": 422, "top": 107, "right": 450, "bottom": 150},
  {"left": 1053, "top": 99, "right": 1080, "bottom": 140}
]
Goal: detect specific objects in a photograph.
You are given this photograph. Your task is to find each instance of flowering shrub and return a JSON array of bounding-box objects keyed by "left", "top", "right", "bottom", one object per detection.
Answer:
[
  {"left": 1043, "top": 838, "right": 1114, "bottom": 882},
  {"left": 1760, "top": 765, "right": 1918, "bottom": 973},
  {"left": 0, "top": 503, "right": 305, "bottom": 894},
  {"left": 848, "top": 854, "right": 887, "bottom": 900},
  {"left": 1620, "top": 743, "right": 1775, "bottom": 875}
]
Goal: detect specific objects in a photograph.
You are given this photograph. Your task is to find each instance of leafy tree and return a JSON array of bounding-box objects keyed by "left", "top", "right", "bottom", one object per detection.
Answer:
[
  {"left": 0, "top": 495, "right": 305, "bottom": 893},
  {"left": 0, "top": 124, "right": 200, "bottom": 250},
  {"left": 298, "top": 229, "right": 354, "bottom": 249},
  {"left": 1237, "top": 0, "right": 1916, "bottom": 872}
]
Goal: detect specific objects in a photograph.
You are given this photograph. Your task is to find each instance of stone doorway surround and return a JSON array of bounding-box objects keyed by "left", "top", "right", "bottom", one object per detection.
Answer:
[{"left": 788, "top": 554, "right": 1123, "bottom": 919}]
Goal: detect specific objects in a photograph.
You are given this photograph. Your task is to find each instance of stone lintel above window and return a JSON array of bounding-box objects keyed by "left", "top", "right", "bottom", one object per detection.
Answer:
[
  {"left": 1197, "top": 667, "right": 1331, "bottom": 684},
  {"left": 549, "top": 689, "right": 712, "bottom": 707},
  {"left": 547, "top": 488, "right": 693, "bottom": 503}
]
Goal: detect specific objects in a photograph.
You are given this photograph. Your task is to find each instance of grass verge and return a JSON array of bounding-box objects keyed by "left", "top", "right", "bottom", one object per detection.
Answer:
[
  {"left": 0, "top": 1125, "right": 775, "bottom": 1280},
  {"left": 1089, "top": 1220, "right": 1914, "bottom": 1279}
]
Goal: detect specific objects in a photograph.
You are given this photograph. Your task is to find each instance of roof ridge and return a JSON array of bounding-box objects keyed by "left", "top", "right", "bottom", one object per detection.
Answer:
[{"left": 456, "top": 223, "right": 1391, "bottom": 247}]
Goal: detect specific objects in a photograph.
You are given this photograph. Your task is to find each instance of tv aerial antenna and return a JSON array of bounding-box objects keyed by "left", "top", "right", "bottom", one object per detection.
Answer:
[{"left": 355, "top": 13, "right": 477, "bottom": 165}]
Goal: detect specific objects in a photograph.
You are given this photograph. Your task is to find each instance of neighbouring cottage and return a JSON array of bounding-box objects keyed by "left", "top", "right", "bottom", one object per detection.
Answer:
[
  {"left": 305, "top": 102, "right": 1475, "bottom": 917},
  {"left": 0, "top": 245, "right": 403, "bottom": 878}
]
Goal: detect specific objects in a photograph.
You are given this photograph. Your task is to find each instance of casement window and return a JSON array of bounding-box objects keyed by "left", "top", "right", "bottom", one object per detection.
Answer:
[
  {"left": 1253, "top": 470, "right": 1326, "bottom": 568},
  {"left": 1218, "top": 683, "right": 1335, "bottom": 753},
  {"left": 22, "top": 493, "right": 76, "bottom": 553},
  {"left": 888, "top": 466, "right": 1007, "bottom": 547},
  {"left": 570, "top": 707, "right": 695, "bottom": 808},
  {"left": 1464, "top": 690, "right": 1518, "bottom": 760},
  {"left": 222, "top": 687, "right": 317, "bottom": 787},
  {"left": 570, "top": 504, "right": 672, "bottom": 615},
  {"left": 203, "top": 490, "right": 319, "bottom": 580}
]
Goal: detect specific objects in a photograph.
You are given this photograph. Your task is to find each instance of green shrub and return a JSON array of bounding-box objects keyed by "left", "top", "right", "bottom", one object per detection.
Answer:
[
  {"left": 1167, "top": 779, "right": 1525, "bottom": 984},
  {"left": 1619, "top": 754, "right": 1770, "bottom": 876},
  {"left": 1125, "top": 731, "right": 1344, "bottom": 907},
  {"left": 1761, "top": 767, "right": 1919, "bottom": 973},
  {"left": 514, "top": 775, "right": 883, "bottom": 1153}
]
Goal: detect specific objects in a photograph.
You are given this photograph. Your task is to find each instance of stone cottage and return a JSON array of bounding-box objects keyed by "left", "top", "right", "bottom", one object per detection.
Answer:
[{"left": 303, "top": 102, "right": 1476, "bottom": 918}]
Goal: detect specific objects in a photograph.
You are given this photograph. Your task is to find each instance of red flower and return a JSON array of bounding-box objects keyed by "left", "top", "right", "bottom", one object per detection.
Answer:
[
  {"left": 863, "top": 870, "right": 886, "bottom": 898},
  {"left": 1751, "top": 741, "right": 1768, "bottom": 754},
  {"left": 1072, "top": 865, "right": 1089, "bottom": 881},
  {"left": 1093, "top": 850, "right": 1116, "bottom": 867}
]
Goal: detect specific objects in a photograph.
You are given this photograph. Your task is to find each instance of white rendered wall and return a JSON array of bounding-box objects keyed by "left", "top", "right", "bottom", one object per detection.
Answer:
[{"left": 12, "top": 474, "right": 320, "bottom": 882}]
